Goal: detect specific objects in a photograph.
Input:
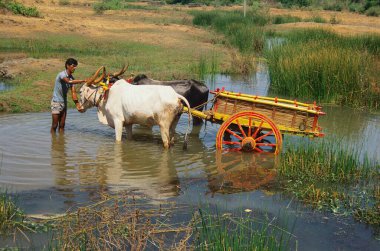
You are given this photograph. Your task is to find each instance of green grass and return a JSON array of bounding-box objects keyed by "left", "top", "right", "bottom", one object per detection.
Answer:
[
  {"left": 0, "top": 0, "right": 40, "bottom": 17},
  {"left": 195, "top": 209, "right": 294, "bottom": 250},
  {"left": 191, "top": 9, "right": 269, "bottom": 54},
  {"left": 266, "top": 29, "right": 380, "bottom": 110},
  {"left": 278, "top": 138, "right": 380, "bottom": 225},
  {"left": 93, "top": 0, "right": 158, "bottom": 14},
  {"left": 272, "top": 15, "right": 302, "bottom": 24}
]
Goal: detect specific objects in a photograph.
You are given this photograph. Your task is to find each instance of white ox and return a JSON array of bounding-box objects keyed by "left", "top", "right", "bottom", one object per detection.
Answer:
[{"left": 79, "top": 67, "right": 192, "bottom": 149}]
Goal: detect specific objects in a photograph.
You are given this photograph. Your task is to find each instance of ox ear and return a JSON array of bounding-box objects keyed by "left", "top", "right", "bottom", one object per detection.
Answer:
[
  {"left": 112, "top": 63, "right": 129, "bottom": 78},
  {"left": 86, "top": 66, "right": 105, "bottom": 86}
]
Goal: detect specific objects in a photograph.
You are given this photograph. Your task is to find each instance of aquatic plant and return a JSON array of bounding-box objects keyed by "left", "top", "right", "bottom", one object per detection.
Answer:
[
  {"left": 266, "top": 29, "right": 380, "bottom": 110},
  {"left": 0, "top": 191, "right": 26, "bottom": 234},
  {"left": 0, "top": 191, "right": 47, "bottom": 236},
  {"left": 278, "top": 138, "right": 380, "bottom": 225},
  {"left": 192, "top": 53, "right": 220, "bottom": 81},
  {"left": 194, "top": 209, "right": 294, "bottom": 250}
]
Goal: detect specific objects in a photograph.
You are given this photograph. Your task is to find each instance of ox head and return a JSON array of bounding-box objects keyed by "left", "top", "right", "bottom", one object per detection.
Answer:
[
  {"left": 79, "top": 66, "right": 106, "bottom": 111},
  {"left": 79, "top": 65, "right": 129, "bottom": 111}
]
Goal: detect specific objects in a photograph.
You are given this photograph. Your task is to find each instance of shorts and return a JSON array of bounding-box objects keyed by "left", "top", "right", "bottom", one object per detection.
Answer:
[{"left": 51, "top": 101, "right": 65, "bottom": 114}]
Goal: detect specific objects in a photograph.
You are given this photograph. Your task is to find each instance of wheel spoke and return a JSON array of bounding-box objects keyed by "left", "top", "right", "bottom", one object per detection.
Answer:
[
  {"left": 226, "top": 129, "right": 243, "bottom": 140},
  {"left": 248, "top": 117, "right": 252, "bottom": 137},
  {"left": 222, "top": 141, "right": 241, "bottom": 145},
  {"left": 255, "top": 131, "right": 273, "bottom": 142},
  {"left": 235, "top": 119, "right": 246, "bottom": 138},
  {"left": 252, "top": 120, "right": 264, "bottom": 138}
]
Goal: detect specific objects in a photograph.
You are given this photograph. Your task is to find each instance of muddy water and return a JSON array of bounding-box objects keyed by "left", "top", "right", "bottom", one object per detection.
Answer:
[{"left": 0, "top": 67, "right": 379, "bottom": 249}]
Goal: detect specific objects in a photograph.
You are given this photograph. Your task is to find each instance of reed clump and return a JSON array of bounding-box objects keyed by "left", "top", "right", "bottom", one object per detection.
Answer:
[
  {"left": 278, "top": 139, "right": 380, "bottom": 225},
  {"left": 266, "top": 29, "right": 380, "bottom": 110}
]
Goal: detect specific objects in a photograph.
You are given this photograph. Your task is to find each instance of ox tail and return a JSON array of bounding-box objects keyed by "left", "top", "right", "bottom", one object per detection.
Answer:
[{"left": 177, "top": 94, "right": 192, "bottom": 150}]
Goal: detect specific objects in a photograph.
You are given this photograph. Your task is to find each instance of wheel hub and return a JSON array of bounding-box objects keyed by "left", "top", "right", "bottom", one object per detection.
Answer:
[{"left": 241, "top": 137, "right": 256, "bottom": 152}]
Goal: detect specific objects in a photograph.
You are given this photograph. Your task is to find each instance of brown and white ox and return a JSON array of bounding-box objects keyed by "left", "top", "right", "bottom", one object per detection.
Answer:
[{"left": 79, "top": 67, "right": 192, "bottom": 149}]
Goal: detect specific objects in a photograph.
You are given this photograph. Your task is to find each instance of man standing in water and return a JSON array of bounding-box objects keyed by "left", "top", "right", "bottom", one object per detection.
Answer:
[{"left": 50, "top": 58, "right": 86, "bottom": 133}]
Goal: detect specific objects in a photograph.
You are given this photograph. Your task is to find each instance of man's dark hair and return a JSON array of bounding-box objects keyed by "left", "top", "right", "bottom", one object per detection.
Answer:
[{"left": 65, "top": 58, "right": 78, "bottom": 68}]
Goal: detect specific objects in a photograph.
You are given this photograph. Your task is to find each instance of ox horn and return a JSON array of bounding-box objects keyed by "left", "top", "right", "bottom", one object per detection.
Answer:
[
  {"left": 112, "top": 64, "right": 129, "bottom": 78},
  {"left": 86, "top": 66, "right": 105, "bottom": 86},
  {"left": 93, "top": 67, "right": 106, "bottom": 84}
]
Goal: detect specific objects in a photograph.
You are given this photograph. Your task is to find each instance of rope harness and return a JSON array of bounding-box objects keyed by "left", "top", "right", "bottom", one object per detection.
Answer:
[{"left": 81, "top": 77, "right": 113, "bottom": 108}]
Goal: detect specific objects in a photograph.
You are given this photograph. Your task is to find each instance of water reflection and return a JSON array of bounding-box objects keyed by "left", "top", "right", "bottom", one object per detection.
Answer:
[
  {"left": 207, "top": 151, "right": 278, "bottom": 194},
  {"left": 103, "top": 143, "right": 180, "bottom": 199}
]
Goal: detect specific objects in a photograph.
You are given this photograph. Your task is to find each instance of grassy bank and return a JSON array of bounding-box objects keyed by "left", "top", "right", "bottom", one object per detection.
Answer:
[
  {"left": 266, "top": 29, "right": 380, "bottom": 110},
  {"left": 0, "top": 33, "right": 222, "bottom": 112},
  {"left": 278, "top": 138, "right": 380, "bottom": 225}
]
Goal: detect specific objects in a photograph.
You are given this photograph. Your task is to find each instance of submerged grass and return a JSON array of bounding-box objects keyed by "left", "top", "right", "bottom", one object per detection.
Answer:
[
  {"left": 266, "top": 29, "right": 380, "bottom": 110},
  {"left": 278, "top": 138, "right": 380, "bottom": 225}
]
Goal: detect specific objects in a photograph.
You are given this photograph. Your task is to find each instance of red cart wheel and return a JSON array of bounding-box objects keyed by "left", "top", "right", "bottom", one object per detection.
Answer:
[{"left": 216, "top": 111, "right": 283, "bottom": 154}]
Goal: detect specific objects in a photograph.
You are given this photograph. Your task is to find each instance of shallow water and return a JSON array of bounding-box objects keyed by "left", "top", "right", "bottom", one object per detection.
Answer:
[
  {"left": 0, "top": 68, "right": 379, "bottom": 249},
  {"left": 0, "top": 81, "right": 14, "bottom": 92}
]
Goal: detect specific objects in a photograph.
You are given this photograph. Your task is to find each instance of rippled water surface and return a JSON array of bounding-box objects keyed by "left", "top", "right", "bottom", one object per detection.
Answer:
[{"left": 0, "top": 69, "right": 379, "bottom": 250}]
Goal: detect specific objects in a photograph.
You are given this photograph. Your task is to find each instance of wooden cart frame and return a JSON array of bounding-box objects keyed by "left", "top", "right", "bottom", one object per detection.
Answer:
[{"left": 185, "top": 88, "right": 326, "bottom": 154}]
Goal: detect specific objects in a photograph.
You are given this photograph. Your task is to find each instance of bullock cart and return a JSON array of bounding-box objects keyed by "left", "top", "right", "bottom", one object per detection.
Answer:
[{"left": 184, "top": 88, "right": 326, "bottom": 154}]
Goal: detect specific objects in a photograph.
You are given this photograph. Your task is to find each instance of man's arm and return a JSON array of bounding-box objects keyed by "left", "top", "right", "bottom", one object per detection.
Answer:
[
  {"left": 62, "top": 77, "right": 86, "bottom": 85},
  {"left": 71, "top": 85, "right": 84, "bottom": 113}
]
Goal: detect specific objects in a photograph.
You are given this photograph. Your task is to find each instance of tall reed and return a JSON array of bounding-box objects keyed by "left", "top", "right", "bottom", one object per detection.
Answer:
[
  {"left": 266, "top": 29, "right": 380, "bottom": 109},
  {"left": 192, "top": 53, "right": 219, "bottom": 81}
]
